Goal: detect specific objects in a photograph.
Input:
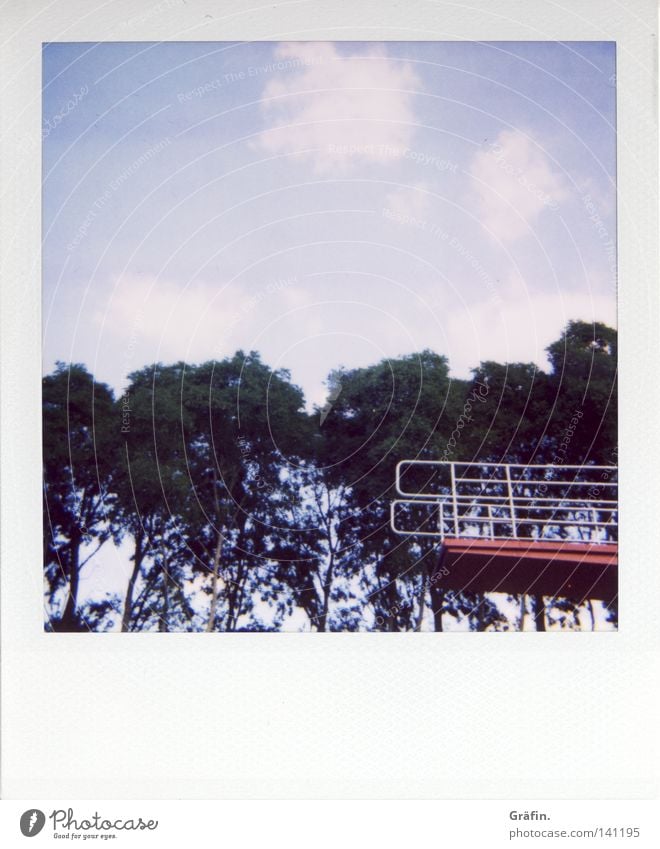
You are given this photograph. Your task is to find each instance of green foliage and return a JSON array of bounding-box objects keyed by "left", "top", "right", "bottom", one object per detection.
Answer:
[
  {"left": 43, "top": 363, "right": 118, "bottom": 630},
  {"left": 545, "top": 321, "right": 617, "bottom": 463},
  {"left": 43, "top": 321, "right": 617, "bottom": 632}
]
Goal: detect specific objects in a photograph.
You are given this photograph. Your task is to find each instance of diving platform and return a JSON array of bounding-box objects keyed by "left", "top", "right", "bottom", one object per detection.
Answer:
[{"left": 391, "top": 461, "right": 618, "bottom": 602}]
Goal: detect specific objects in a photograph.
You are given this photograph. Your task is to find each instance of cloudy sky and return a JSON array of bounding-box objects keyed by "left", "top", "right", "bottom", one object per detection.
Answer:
[{"left": 43, "top": 41, "right": 616, "bottom": 408}]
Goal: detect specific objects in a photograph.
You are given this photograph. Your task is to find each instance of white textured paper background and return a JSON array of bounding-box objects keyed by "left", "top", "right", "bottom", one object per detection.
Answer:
[{"left": 1, "top": 0, "right": 658, "bottom": 799}]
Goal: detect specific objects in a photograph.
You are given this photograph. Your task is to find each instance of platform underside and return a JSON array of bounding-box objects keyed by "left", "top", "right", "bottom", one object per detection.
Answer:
[{"left": 433, "top": 539, "right": 617, "bottom": 602}]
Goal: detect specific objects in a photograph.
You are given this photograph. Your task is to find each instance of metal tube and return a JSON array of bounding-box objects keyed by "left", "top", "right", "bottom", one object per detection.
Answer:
[
  {"left": 451, "top": 463, "right": 459, "bottom": 537},
  {"left": 505, "top": 464, "right": 518, "bottom": 538}
]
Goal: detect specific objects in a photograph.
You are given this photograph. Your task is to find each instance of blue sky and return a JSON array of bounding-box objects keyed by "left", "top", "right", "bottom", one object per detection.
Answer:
[{"left": 43, "top": 41, "right": 616, "bottom": 409}]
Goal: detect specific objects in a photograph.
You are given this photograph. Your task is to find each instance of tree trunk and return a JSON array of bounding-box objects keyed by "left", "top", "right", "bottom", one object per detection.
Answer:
[
  {"left": 317, "top": 557, "right": 335, "bottom": 632},
  {"left": 414, "top": 570, "right": 427, "bottom": 631},
  {"left": 587, "top": 599, "right": 595, "bottom": 631},
  {"left": 60, "top": 530, "right": 82, "bottom": 630},
  {"left": 159, "top": 555, "right": 170, "bottom": 633},
  {"left": 121, "top": 533, "right": 144, "bottom": 633},
  {"left": 476, "top": 595, "right": 487, "bottom": 631},
  {"left": 429, "top": 547, "right": 446, "bottom": 632},
  {"left": 206, "top": 533, "right": 224, "bottom": 632},
  {"left": 230, "top": 570, "right": 247, "bottom": 631},
  {"left": 532, "top": 594, "right": 546, "bottom": 631},
  {"left": 227, "top": 561, "right": 248, "bottom": 631},
  {"left": 430, "top": 585, "right": 444, "bottom": 632},
  {"left": 125, "top": 564, "right": 159, "bottom": 631}
]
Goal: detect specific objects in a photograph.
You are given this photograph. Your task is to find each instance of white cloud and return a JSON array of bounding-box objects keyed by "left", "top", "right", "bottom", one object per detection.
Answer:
[
  {"left": 77, "top": 267, "right": 615, "bottom": 409},
  {"left": 469, "top": 129, "right": 569, "bottom": 243},
  {"left": 88, "top": 273, "right": 302, "bottom": 390},
  {"left": 254, "top": 42, "right": 422, "bottom": 173},
  {"left": 92, "top": 274, "right": 231, "bottom": 369},
  {"left": 384, "top": 183, "right": 432, "bottom": 222},
  {"left": 441, "top": 283, "right": 616, "bottom": 378}
]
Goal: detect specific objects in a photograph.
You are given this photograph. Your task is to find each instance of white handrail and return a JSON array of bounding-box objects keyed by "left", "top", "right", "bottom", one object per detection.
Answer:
[{"left": 391, "top": 461, "right": 618, "bottom": 542}]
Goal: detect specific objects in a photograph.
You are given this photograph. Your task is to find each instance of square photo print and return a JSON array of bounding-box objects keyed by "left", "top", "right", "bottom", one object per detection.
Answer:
[{"left": 42, "top": 41, "right": 617, "bottom": 632}]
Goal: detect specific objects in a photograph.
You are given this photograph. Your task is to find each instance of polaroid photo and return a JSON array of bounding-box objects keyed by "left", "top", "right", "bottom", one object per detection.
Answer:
[
  {"left": 40, "top": 38, "right": 619, "bottom": 635},
  {"left": 1, "top": 0, "right": 658, "bottom": 838}
]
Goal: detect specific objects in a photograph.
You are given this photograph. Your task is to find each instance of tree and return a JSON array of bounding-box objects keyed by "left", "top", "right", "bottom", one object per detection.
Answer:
[
  {"left": 177, "top": 352, "right": 308, "bottom": 631},
  {"left": 116, "top": 363, "right": 198, "bottom": 632},
  {"left": 272, "top": 472, "right": 364, "bottom": 631},
  {"left": 319, "top": 350, "right": 469, "bottom": 630},
  {"left": 546, "top": 320, "right": 617, "bottom": 464},
  {"left": 43, "top": 363, "right": 118, "bottom": 630},
  {"left": 42, "top": 320, "right": 617, "bottom": 632},
  {"left": 465, "top": 361, "right": 554, "bottom": 464}
]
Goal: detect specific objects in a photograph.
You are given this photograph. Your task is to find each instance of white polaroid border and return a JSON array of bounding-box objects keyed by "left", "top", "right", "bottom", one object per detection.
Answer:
[{"left": 1, "top": 0, "right": 658, "bottom": 800}]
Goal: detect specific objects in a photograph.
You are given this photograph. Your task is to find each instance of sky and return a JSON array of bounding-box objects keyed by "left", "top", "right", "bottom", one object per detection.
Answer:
[{"left": 43, "top": 40, "right": 617, "bottom": 410}]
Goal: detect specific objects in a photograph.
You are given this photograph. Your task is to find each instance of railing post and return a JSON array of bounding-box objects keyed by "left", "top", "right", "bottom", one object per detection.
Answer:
[
  {"left": 451, "top": 462, "right": 459, "bottom": 537},
  {"left": 390, "top": 461, "right": 616, "bottom": 545},
  {"left": 505, "top": 464, "right": 518, "bottom": 538}
]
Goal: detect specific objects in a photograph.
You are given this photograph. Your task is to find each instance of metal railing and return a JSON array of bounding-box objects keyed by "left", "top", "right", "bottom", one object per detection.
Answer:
[{"left": 390, "top": 461, "right": 617, "bottom": 543}]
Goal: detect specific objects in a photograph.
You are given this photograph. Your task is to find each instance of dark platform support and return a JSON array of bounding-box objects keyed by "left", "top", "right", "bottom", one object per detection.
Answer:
[{"left": 431, "top": 539, "right": 617, "bottom": 602}]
